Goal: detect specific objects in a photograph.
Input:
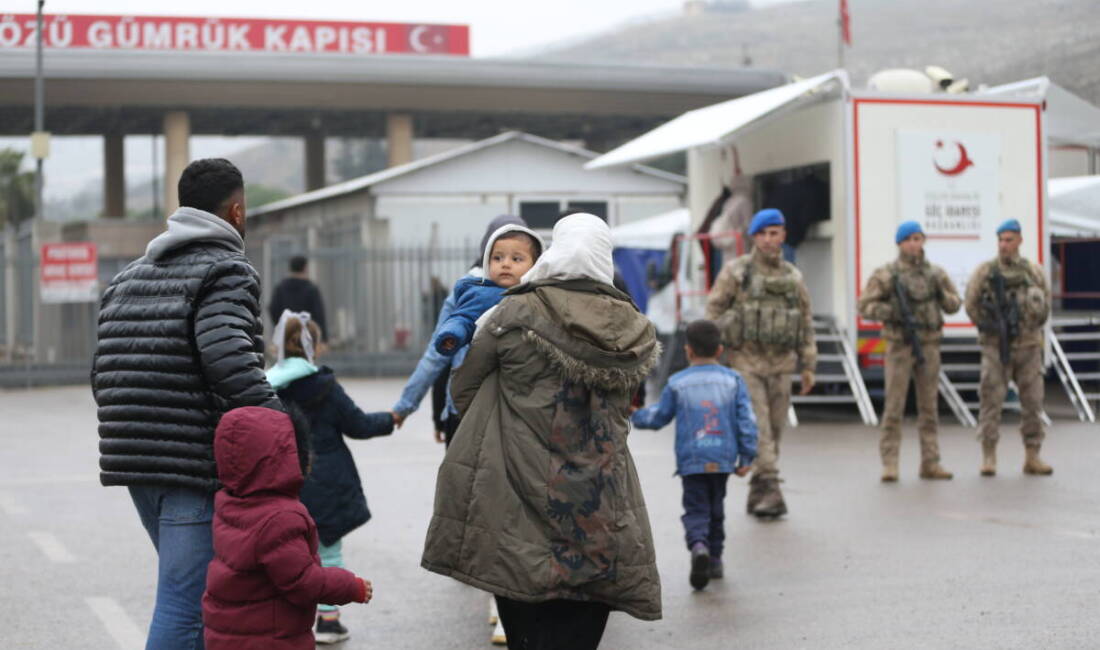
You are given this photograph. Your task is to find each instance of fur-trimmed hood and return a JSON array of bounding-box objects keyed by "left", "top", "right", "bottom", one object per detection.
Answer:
[{"left": 496, "top": 279, "right": 660, "bottom": 392}]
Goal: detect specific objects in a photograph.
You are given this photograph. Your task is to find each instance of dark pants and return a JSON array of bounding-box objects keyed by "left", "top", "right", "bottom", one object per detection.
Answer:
[
  {"left": 495, "top": 596, "right": 611, "bottom": 650},
  {"left": 681, "top": 473, "right": 730, "bottom": 557},
  {"left": 443, "top": 414, "right": 461, "bottom": 448}
]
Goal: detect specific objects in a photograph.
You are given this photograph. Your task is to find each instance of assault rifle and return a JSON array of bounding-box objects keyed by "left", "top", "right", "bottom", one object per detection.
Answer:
[
  {"left": 983, "top": 268, "right": 1020, "bottom": 365},
  {"left": 893, "top": 273, "right": 925, "bottom": 365}
]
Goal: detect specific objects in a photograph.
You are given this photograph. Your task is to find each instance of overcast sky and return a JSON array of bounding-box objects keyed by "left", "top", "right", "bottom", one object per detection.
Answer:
[{"left": 26, "top": 0, "right": 694, "bottom": 57}]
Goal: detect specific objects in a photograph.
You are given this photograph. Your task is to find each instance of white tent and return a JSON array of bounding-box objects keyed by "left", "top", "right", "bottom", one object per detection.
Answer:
[
  {"left": 610, "top": 208, "right": 690, "bottom": 249},
  {"left": 585, "top": 70, "right": 847, "bottom": 169},
  {"left": 1049, "top": 175, "right": 1100, "bottom": 238},
  {"left": 984, "top": 77, "right": 1100, "bottom": 148}
]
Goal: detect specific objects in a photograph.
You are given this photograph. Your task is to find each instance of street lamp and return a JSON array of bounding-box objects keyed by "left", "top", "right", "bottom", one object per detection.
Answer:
[{"left": 31, "top": 0, "right": 48, "bottom": 223}]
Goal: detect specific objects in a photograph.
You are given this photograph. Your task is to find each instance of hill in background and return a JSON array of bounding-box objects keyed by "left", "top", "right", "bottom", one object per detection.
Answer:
[{"left": 540, "top": 0, "right": 1100, "bottom": 104}]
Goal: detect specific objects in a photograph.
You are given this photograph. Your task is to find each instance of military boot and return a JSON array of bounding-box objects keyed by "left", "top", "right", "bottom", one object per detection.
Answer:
[
  {"left": 980, "top": 441, "right": 997, "bottom": 477},
  {"left": 919, "top": 462, "right": 953, "bottom": 480},
  {"left": 881, "top": 460, "right": 899, "bottom": 483},
  {"left": 752, "top": 478, "right": 787, "bottom": 518},
  {"left": 1023, "top": 446, "right": 1053, "bottom": 475},
  {"left": 746, "top": 474, "right": 766, "bottom": 514}
]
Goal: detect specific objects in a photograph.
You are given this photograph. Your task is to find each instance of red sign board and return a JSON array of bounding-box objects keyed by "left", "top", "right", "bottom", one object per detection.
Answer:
[
  {"left": 0, "top": 14, "right": 469, "bottom": 56},
  {"left": 40, "top": 242, "right": 98, "bottom": 304}
]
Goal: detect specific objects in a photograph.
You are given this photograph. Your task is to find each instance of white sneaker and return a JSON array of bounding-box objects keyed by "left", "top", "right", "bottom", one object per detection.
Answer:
[
  {"left": 491, "top": 620, "right": 507, "bottom": 646},
  {"left": 489, "top": 597, "right": 499, "bottom": 625}
]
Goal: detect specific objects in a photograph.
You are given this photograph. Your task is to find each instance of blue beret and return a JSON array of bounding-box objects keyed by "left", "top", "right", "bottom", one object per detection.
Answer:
[
  {"left": 895, "top": 220, "right": 924, "bottom": 244},
  {"left": 748, "top": 209, "right": 785, "bottom": 236},
  {"left": 996, "top": 219, "right": 1022, "bottom": 235}
]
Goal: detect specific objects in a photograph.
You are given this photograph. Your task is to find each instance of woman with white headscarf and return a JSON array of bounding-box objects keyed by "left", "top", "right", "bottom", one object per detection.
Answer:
[{"left": 421, "top": 214, "right": 663, "bottom": 648}]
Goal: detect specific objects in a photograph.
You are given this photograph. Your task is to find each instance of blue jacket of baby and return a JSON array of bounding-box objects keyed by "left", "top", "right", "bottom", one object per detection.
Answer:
[
  {"left": 432, "top": 276, "right": 504, "bottom": 356},
  {"left": 631, "top": 363, "right": 758, "bottom": 476}
]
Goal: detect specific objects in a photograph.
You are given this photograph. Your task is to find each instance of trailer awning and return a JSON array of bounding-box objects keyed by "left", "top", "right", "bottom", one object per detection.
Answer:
[
  {"left": 984, "top": 77, "right": 1100, "bottom": 148},
  {"left": 585, "top": 70, "right": 847, "bottom": 170},
  {"left": 1050, "top": 175, "right": 1100, "bottom": 238}
]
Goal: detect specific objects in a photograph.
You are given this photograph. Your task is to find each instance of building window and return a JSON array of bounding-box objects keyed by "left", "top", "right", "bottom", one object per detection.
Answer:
[
  {"left": 518, "top": 201, "right": 561, "bottom": 230},
  {"left": 565, "top": 201, "right": 608, "bottom": 220},
  {"left": 519, "top": 199, "right": 609, "bottom": 230}
]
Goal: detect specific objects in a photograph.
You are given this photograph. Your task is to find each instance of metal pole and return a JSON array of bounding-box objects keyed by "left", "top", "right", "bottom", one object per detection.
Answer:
[
  {"left": 837, "top": 17, "right": 844, "bottom": 70},
  {"left": 34, "top": 0, "right": 44, "bottom": 222}
]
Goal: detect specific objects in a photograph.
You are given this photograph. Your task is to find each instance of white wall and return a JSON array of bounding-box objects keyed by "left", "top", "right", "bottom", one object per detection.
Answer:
[
  {"left": 1050, "top": 146, "right": 1092, "bottom": 178},
  {"left": 374, "top": 194, "right": 511, "bottom": 247},
  {"left": 614, "top": 196, "right": 685, "bottom": 226}
]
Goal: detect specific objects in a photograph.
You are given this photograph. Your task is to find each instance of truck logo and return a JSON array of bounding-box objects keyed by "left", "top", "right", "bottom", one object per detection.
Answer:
[{"left": 933, "top": 140, "right": 974, "bottom": 176}]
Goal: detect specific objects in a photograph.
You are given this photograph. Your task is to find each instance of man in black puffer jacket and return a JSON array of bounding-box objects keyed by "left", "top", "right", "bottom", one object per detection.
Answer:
[{"left": 92, "top": 158, "right": 281, "bottom": 650}]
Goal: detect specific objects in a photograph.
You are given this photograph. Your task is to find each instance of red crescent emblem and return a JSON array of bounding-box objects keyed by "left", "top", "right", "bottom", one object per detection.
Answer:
[{"left": 933, "top": 140, "right": 974, "bottom": 176}]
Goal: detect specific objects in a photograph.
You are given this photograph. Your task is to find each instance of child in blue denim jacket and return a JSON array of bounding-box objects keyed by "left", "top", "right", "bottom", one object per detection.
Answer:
[{"left": 632, "top": 319, "right": 758, "bottom": 591}]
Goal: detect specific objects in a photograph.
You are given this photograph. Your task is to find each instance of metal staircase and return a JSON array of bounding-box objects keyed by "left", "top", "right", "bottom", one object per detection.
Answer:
[
  {"left": 937, "top": 339, "right": 983, "bottom": 427},
  {"left": 1050, "top": 315, "right": 1099, "bottom": 423},
  {"left": 790, "top": 316, "right": 878, "bottom": 426}
]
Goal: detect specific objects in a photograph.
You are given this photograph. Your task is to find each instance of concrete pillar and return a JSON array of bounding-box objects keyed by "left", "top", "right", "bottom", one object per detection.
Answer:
[
  {"left": 386, "top": 113, "right": 414, "bottom": 168},
  {"left": 163, "top": 111, "right": 191, "bottom": 214},
  {"left": 305, "top": 133, "right": 326, "bottom": 191},
  {"left": 103, "top": 132, "right": 125, "bottom": 218}
]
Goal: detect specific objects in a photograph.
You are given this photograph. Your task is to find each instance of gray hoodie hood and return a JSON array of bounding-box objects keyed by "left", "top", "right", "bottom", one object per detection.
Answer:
[{"left": 145, "top": 207, "right": 245, "bottom": 261}]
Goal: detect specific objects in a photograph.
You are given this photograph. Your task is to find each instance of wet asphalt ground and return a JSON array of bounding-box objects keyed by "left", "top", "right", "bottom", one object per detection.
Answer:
[{"left": 2, "top": 379, "right": 1097, "bottom": 649}]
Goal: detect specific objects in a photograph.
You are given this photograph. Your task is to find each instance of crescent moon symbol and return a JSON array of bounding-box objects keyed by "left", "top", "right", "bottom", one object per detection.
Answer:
[
  {"left": 934, "top": 142, "right": 974, "bottom": 176},
  {"left": 410, "top": 25, "right": 429, "bottom": 53}
]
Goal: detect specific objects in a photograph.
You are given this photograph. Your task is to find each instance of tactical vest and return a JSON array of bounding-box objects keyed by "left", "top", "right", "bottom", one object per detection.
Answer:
[
  {"left": 720, "top": 262, "right": 803, "bottom": 350},
  {"left": 978, "top": 261, "right": 1039, "bottom": 333},
  {"left": 889, "top": 263, "right": 943, "bottom": 331}
]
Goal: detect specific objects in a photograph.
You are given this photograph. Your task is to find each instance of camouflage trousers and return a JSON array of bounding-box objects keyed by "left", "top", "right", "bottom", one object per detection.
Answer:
[
  {"left": 736, "top": 369, "right": 791, "bottom": 481},
  {"left": 977, "top": 342, "right": 1045, "bottom": 447},
  {"left": 880, "top": 339, "right": 942, "bottom": 465}
]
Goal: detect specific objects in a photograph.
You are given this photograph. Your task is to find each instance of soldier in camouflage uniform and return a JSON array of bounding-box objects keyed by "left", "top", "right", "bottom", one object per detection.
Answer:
[
  {"left": 705, "top": 209, "right": 816, "bottom": 519},
  {"left": 859, "top": 221, "right": 961, "bottom": 482},
  {"left": 964, "top": 218, "right": 1053, "bottom": 477}
]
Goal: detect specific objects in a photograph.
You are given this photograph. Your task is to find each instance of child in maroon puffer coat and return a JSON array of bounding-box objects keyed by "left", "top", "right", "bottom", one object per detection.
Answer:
[{"left": 202, "top": 406, "right": 372, "bottom": 650}]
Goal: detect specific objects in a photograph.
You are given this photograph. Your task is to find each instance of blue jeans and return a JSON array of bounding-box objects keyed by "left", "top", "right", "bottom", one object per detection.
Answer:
[
  {"left": 681, "top": 474, "right": 729, "bottom": 558},
  {"left": 129, "top": 486, "right": 215, "bottom": 650}
]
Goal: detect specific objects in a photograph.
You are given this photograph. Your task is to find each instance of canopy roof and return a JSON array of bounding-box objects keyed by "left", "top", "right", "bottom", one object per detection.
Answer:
[
  {"left": 586, "top": 70, "right": 846, "bottom": 169},
  {"left": 983, "top": 77, "right": 1100, "bottom": 148},
  {"left": 1049, "top": 175, "right": 1100, "bottom": 238}
]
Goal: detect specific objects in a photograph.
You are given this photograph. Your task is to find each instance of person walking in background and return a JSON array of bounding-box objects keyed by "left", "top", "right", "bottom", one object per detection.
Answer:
[
  {"left": 269, "top": 255, "right": 328, "bottom": 342},
  {"left": 202, "top": 406, "right": 373, "bottom": 649},
  {"left": 859, "top": 221, "right": 961, "bottom": 482},
  {"left": 423, "top": 213, "right": 663, "bottom": 649},
  {"left": 265, "top": 310, "right": 395, "bottom": 644},
  {"left": 964, "top": 219, "right": 1053, "bottom": 477},
  {"left": 632, "top": 319, "right": 757, "bottom": 592},
  {"left": 92, "top": 158, "right": 281, "bottom": 649},
  {"left": 705, "top": 208, "right": 816, "bottom": 519}
]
